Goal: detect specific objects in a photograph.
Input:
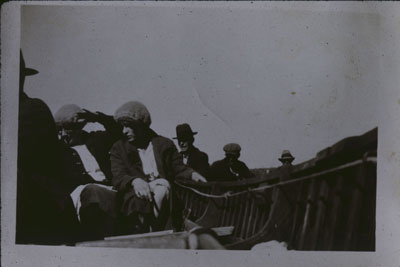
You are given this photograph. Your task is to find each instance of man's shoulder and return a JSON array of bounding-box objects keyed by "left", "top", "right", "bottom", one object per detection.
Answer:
[
  {"left": 192, "top": 147, "right": 208, "bottom": 159},
  {"left": 111, "top": 139, "right": 127, "bottom": 151},
  {"left": 210, "top": 159, "right": 225, "bottom": 168},
  {"left": 238, "top": 160, "right": 249, "bottom": 168},
  {"left": 151, "top": 135, "right": 175, "bottom": 148}
]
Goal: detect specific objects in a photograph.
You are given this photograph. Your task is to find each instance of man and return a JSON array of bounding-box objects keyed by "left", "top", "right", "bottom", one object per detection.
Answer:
[
  {"left": 53, "top": 104, "right": 124, "bottom": 240},
  {"left": 110, "top": 101, "right": 207, "bottom": 233},
  {"left": 279, "top": 150, "right": 295, "bottom": 166},
  {"left": 209, "top": 143, "right": 255, "bottom": 182},
  {"left": 173, "top": 123, "right": 210, "bottom": 178},
  {"left": 54, "top": 104, "right": 122, "bottom": 183},
  {"left": 17, "top": 51, "right": 85, "bottom": 244}
]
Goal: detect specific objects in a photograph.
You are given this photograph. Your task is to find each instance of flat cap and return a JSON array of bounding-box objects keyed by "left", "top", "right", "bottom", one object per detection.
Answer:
[
  {"left": 114, "top": 101, "right": 151, "bottom": 127},
  {"left": 223, "top": 143, "right": 241, "bottom": 154},
  {"left": 54, "top": 104, "right": 82, "bottom": 127}
]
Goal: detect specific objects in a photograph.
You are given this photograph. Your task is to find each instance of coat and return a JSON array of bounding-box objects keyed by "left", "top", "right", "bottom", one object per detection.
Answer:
[
  {"left": 208, "top": 158, "right": 255, "bottom": 182},
  {"left": 180, "top": 146, "right": 210, "bottom": 178},
  {"left": 110, "top": 130, "right": 194, "bottom": 217},
  {"left": 77, "top": 115, "right": 122, "bottom": 182},
  {"left": 17, "top": 94, "right": 83, "bottom": 244}
]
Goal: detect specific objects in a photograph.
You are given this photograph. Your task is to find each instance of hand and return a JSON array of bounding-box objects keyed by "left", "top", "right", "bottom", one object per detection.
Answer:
[
  {"left": 191, "top": 172, "right": 207, "bottom": 183},
  {"left": 76, "top": 109, "right": 99, "bottom": 124},
  {"left": 131, "top": 178, "right": 152, "bottom": 201}
]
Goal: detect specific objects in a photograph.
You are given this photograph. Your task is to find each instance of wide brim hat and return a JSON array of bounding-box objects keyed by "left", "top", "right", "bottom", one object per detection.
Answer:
[
  {"left": 279, "top": 150, "right": 295, "bottom": 162},
  {"left": 20, "top": 50, "right": 39, "bottom": 76},
  {"left": 173, "top": 123, "right": 198, "bottom": 140}
]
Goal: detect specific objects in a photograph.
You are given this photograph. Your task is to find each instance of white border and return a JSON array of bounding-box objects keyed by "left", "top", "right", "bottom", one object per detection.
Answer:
[{"left": 2, "top": 2, "right": 400, "bottom": 267}]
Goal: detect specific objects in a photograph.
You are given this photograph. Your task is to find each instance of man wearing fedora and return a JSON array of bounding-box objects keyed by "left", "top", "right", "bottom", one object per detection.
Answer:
[
  {"left": 17, "top": 51, "right": 87, "bottom": 244},
  {"left": 173, "top": 123, "right": 210, "bottom": 178},
  {"left": 279, "top": 150, "right": 295, "bottom": 166},
  {"left": 209, "top": 143, "right": 255, "bottom": 182}
]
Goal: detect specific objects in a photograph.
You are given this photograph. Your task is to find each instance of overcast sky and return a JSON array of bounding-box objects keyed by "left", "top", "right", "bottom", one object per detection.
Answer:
[{"left": 21, "top": 4, "right": 380, "bottom": 168}]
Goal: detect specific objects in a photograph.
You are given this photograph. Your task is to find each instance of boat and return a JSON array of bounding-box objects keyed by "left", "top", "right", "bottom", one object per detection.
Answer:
[{"left": 77, "top": 127, "right": 377, "bottom": 250}]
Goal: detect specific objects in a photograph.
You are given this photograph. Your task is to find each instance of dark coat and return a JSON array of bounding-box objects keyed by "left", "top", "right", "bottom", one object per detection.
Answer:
[
  {"left": 78, "top": 115, "right": 122, "bottom": 182},
  {"left": 17, "top": 94, "right": 82, "bottom": 245},
  {"left": 209, "top": 158, "right": 255, "bottom": 182},
  {"left": 180, "top": 146, "right": 210, "bottom": 178},
  {"left": 61, "top": 144, "right": 98, "bottom": 187},
  {"left": 110, "top": 130, "right": 194, "bottom": 217}
]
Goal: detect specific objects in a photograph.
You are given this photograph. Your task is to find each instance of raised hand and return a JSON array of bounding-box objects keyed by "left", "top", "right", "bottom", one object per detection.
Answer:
[{"left": 76, "top": 109, "right": 98, "bottom": 124}]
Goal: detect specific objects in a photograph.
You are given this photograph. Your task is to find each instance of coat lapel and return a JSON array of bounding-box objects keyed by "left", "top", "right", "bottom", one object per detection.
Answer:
[
  {"left": 151, "top": 138, "right": 166, "bottom": 178},
  {"left": 124, "top": 141, "right": 145, "bottom": 177}
]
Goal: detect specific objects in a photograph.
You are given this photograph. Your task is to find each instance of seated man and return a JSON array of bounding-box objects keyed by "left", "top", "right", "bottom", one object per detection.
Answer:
[
  {"left": 54, "top": 104, "right": 122, "bottom": 183},
  {"left": 172, "top": 123, "right": 210, "bottom": 178},
  {"left": 79, "top": 101, "right": 208, "bottom": 237},
  {"left": 209, "top": 143, "right": 255, "bottom": 182},
  {"left": 110, "top": 101, "right": 207, "bottom": 233},
  {"left": 54, "top": 104, "right": 123, "bottom": 240}
]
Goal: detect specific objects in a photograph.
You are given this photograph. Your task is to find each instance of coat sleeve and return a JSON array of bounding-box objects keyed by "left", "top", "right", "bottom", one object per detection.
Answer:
[
  {"left": 110, "top": 143, "right": 136, "bottom": 192},
  {"left": 240, "top": 162, "right": 255, "bottom": 178},
  {"left": 198, "top": 152, "right": 210, "bottom": 178},
  {"left": 207, "top": 162, "right": 219, "bottom": 181},
  {"left": 98, "top": 114, "right": 123, "bottom": 141}
]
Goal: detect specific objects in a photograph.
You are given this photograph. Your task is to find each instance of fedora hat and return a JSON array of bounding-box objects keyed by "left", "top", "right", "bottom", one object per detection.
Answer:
[
  {"left": 279, "top": 150, "right": 295, "bottom": 163},
  {"left": 20, "top": 50, "right": 39, "bottom": 77},
  {"left": 173, "top": 123, "right": 197, "bottom": 140}
]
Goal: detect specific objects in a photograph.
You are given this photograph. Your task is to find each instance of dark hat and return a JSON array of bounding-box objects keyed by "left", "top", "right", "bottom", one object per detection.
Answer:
[
  {"left": 279, "top": 150, "right": 295, "bottom": 163},
  {"left": 173, "top": 123, "right": 197, "bottom": 140},
  {"left": 223, "top": 143, "right": 241, "bottom": 154},
  {"left": 20, "top": 50, "right": 39, "bottom": 77}
]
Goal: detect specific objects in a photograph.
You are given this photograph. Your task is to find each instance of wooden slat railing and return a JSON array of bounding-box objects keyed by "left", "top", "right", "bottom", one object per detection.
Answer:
[{"left": 173, "top": 127, "right": 377, "bottom": 251}]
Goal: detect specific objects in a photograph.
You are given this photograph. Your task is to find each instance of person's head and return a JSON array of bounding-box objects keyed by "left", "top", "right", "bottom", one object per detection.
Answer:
[
  {"left": 223, "top": 143, "right": 241, "bottom": 166},
  {"left": 173, "top": 123, "right": 197, "bottom": 153},
  {"left": 114, "top": 101, "right": 152, "bottom": 148},
  {"left": 19, "top": 50, "right": 39, "bottom": 94},
  {"left": 54, "top": 104, "right": 85, "bottom": 146},
  {"left": 279, "top": 150, "right": 295, "bottom": 166}
]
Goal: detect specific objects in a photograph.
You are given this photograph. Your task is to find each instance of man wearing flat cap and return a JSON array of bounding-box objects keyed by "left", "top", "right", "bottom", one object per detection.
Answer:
[
  {"left": 209, "top": 143, "right": 255, "bottom": 182},
  {"left": 54, "top": 104, "right": 122, "bottom": 183},
  {"left": 173, "top": 123, "right": 210, "bottom": 178},
  {"left": 53, "top": 104, "right": 124, "bottom": 239},
  {"left": 104, "top": 101, "right": 207, "bottom": 234},
  {"left": 111, "top": 101, "right": 206, "bottom": 232}
]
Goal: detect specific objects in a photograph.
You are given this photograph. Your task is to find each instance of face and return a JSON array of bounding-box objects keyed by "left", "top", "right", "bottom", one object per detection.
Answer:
[
  {"left": 178, "top": 137, "right": 194, "bottom": 153},
  {"left": 121, "top": 120, "right": 148, "bottom": 146},
  {"left": 226, "top": 153, "right": 240, "bottom": 166},
  {"left": 58, "top": 127, "right": 82, "bottom": 146}
]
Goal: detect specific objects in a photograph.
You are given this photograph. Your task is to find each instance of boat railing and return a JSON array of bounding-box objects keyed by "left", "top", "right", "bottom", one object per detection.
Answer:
[{"left": 173, "top": 127, "right": 377, "bottom": 250}]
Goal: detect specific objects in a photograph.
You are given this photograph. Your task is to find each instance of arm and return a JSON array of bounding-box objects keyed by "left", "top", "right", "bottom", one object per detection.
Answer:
[
  {"left": 197, "top": 153, "right": 210, "bottom": 178},
  {"left": 77, "top": 109, "right": 122, "bottom": 139},
  {"left": 110, "top": 143, "right": 137, "bottom": 192},
  {"left": 240, "top": 162, "right": 255, "bottom": 178},
  {"left": 169, "top": 144, "right": 207, "bottom": 182},
  {"left": 167, "top": 144, "right": 194, "bottom": 180}
]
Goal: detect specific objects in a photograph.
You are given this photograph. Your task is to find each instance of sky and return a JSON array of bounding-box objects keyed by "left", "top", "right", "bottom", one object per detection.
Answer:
[{"left": 21, "top": 4, "right": 380, "bottom": 168}]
